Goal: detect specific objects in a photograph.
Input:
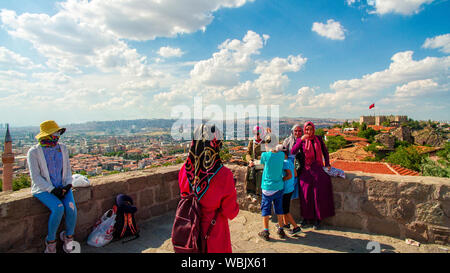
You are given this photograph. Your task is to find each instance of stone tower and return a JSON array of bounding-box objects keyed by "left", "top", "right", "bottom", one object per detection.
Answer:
[{"left": 2, "top": 124, "right": 14, "bottom": 191}]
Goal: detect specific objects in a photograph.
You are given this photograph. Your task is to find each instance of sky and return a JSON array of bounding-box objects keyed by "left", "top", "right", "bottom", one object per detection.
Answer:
[{"left": 0, "top": 0, "right": 449, "bottom": 127}]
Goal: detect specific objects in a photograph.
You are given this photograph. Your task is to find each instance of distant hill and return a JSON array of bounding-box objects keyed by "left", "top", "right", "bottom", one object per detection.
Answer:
[{"left": 2, "top": 117, "right": 346, "bottom": 138}]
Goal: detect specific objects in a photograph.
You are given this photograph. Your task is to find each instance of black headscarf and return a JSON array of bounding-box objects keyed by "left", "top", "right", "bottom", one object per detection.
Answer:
[{"left": 184, "top": 124, "right": 223, "bottom": 200}]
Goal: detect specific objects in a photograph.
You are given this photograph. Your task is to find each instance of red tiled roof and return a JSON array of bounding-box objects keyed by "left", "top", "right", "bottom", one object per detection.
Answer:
[
  {"left": 368, "top": 125, "right": 395, "bottom": 132},
  {"left": 331, "top": 160, "right": 420, "bottom": 176},
  {"left": 331, "top": 160, "right": 396, "bottom": 175},
  {"left": 387, "top": 164, "right": 420, "bottom": 176},
  {"left": 343, "top": 136, "right": 368, "bottom": 142}
]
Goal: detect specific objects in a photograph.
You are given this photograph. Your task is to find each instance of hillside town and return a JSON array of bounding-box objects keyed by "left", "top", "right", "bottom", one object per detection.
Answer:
[{"left": 0, "top": 115, "right": 449, "bottom": 189}]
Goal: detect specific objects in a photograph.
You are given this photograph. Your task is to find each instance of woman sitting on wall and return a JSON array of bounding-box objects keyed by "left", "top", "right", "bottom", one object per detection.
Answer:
[{"left": 27, "top": 120, "right": 77, "bottom": 253}]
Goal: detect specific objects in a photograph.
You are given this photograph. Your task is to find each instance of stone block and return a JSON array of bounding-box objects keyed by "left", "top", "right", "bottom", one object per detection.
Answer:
[
  {"left": 91, "top": 180, "right": 128, "bottom": 200},
  {"left": 27, "top": 198, "right": 50, "bottom": 216},
  {"left": 161, "top": 170, "right": 179, "bottom": 182},
  {"left": 139, "top": 188, "right": 155, "bottom": 208},
  {"left": 433, "top": 184, "right": 450, "bottom": 201},
  {"left": 429, "top": 226, "right": 450, "bottom": 245},
  {"left": 100, "top": 198, "right": 116, "bottom": 214},
  {"left": 170, "top": 180, "right": 180, "bottom": 199},
  {"left": 331, "top": 178, "right": 351, "bottom": 192},
  {"left": 343, "top": 193, "right": 363, "bottom": 213},
  {"left": 76, "top": 201, "right": 100, "bottom": 228},
  {"left": 391, "top": 198, "right": 415, "bottom": 222},
  {"left": 360, "top": 196, "right": 389, "bottom": 217},
  {"left": 367, "top": 216, "right": 400, "bottom": 237},
  {"left": 73, "top": 187, "right": 92, "bottom": 203},
  {"left": 416, "top": 201, "right": 449, "bottom": 227},
  {"left": 31, "top": 213, "right": 50, "bottom": 240},
  {"left": 333, "top": 193, "right": 342, "bottom": 211},
  {"left": 404, "top": 221, "right": 429, "bottom": 243},
  {"left": 367, "top": 180, "right": 397, "bottom": 198},
  {"left": 155, "top": 182, "right": 170, "bottom": 203},
  {"left": 332, "top": 212, "right": 364, "bottom": 230},
  {"left": 0, "top": 218, "right": 29, "bottom": 252},
  {"left": 350, "top": 178, "right": 365, "bottom": 193},
  {"left": 128, "top": 176, "right": 151, "bottom": 193},
  {"left": 398, "top": 182, "right": 432, "bottom": 202},
  {"left": 0, "top": 196, "right": 32, "bottom": 220}
]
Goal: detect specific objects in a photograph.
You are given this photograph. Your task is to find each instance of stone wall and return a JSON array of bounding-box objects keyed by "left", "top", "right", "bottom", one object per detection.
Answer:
[
  {"left": 0, "top": 165, "right": 182, "bottom": 253},
  {"left": 1, "top": 164, "right": 449, "bottom": 252},
  {"left": 228, "top": 165, "right": 450, "bottom": 245}
]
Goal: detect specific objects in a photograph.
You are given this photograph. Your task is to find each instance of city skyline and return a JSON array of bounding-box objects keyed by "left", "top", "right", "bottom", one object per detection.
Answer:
[{"left": 0, "top": 0, "right": 449, "bottom": 127}]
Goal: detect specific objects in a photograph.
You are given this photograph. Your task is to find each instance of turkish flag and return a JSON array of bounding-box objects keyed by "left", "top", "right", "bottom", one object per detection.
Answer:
[{"left": 369, "top": 103, "right": 375, "bottom": 109}]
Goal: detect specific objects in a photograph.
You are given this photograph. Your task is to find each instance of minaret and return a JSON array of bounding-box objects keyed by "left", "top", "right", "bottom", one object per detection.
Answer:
[{"left": 2, "top": 124, "right": 14, "bottom": 191}]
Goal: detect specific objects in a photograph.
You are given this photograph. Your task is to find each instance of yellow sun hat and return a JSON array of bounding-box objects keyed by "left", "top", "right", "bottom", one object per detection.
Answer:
[{"left": 35, "top": 120, "right": 66, "bottom": 140}]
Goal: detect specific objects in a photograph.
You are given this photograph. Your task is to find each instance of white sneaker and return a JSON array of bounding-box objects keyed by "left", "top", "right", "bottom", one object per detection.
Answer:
[
  {"left": 44, "top": 240, "right": 57, "bottom": 253},
  {"left": 60, "top": 231, "right": 74, "bottom": 253}
]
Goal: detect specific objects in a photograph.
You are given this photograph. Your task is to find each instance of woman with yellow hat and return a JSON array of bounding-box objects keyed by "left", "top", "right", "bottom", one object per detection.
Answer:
[{"left": 27, "top": 120, "right": 77, "bottom": 253}]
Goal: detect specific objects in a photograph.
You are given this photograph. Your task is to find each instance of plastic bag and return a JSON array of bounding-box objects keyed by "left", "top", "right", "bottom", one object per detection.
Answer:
[
  {"left": 323, "top": 166, "right": 346, "bottom": 179},
  {"left": 72, "top": 174, "right": 90, "bottom": 188},
  {"left": 87, "top": 209, "right": 116, "bottom": 247}
]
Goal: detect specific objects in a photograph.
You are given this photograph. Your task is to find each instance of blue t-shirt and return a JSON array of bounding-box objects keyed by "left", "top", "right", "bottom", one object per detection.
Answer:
[
  {"left": 283, "top": 159, "right": 295, "bottom": 194},
  {"left": 260, "top": 151, "right": 285, "bottom": 192},
  {"left": 42, "top": 145, "right": 63, "bottom": 188}
]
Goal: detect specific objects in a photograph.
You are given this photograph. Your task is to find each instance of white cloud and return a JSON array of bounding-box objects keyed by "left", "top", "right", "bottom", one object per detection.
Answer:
[
  {"left": 287, "top": 50, "right": 450, "bottom": 116},
  {"left": 157, "top": 47, "right": 185, "bottom": 58},
  {"left": 0, "top": 0, "right": 255, "bottom": 75},
  {"left": 367, "top": 0, "right": 435, "bottom": 15},
  {"left": 346, "top": 0, "right": 358, "bottom": 6},
  {"left": 0, "top": 46, "right": 41, "bottom": 69},
  {"left": 423, "top": 33, "right": 450, "bottom": 54},
  {"left": 394, "top": 79, "right": 443, "bottom": 97},
  {"left": 312, "top": 19, "right": 346, "bottom": 40},
  {"left": 155, "top": 31, "right": 307, "bottom": 107},
  {"left": 58, "top": 0, "right": 255, "bottom": 41},
  {"left": 189, "top": 30, "right": 265, "bottom": 87}
]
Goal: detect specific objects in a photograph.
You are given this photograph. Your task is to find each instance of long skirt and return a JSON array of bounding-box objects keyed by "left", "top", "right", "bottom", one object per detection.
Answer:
[{"left": 298, "top": 162, "right": 335, "bottom": 220}]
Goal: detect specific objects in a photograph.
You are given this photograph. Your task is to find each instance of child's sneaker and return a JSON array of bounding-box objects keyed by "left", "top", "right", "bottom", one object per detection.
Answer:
[
  {"left": 289, "top": 226, "right": 302, "bottom": 235},
  {"left": 44, "top": 240, "right": 57, "bottom": 253},
  {"left": 258, "top": 230, "right": 270, "bottom": 241},
  {"left": 60, "top": 231, "right": 74, "bottom": 253},
  {"left": 276, "top": 223, "right": 291, "bottom": 230},
  {"left": 277, "top": 228, "right": 287, "bottom": 239}
]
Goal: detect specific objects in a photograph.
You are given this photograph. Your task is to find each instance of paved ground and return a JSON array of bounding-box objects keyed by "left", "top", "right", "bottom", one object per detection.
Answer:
[{"left": 82, "top": 210, "right": 448, "bottom": 253}]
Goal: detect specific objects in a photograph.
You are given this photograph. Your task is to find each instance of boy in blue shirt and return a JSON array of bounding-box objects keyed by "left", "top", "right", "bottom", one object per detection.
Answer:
[
  {"left": 258, "top": 135, "right": 292, "bottom": 241},
  {"left": 281, "top": 147, "right": 302, "bottom": 235}
]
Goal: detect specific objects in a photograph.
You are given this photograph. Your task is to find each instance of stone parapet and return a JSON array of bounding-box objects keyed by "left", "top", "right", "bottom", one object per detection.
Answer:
[
  {"left": 228, "top": 165, "right": 450, "bottom": 246},
  {"left": 0, "top": 164, "right": 182, "bottom": 253},
  {"left": 1, "top": 164, "right": 449, "bottom": 252}
]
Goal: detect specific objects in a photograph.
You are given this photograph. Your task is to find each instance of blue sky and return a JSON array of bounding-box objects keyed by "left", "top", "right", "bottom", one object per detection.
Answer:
[{"left": 0, "top": 0, "right": 449, "bottom": 127}]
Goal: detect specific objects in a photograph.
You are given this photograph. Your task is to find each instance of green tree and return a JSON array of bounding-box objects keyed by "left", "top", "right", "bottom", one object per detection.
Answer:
[
  {"left": 0, "top": 174, "right": 31, "bottom": 191},
  {"left": 357, "top": 127, "right": 378, "bottom": 142},
  {"left": 315, "top": 128, "right": 325, "bottom": 137},
  {"left": 381, "top": 120, "right": 391, "bottom": 127},
  {"left": 386, "top": 146, "right": 424, "bottom": 172},
  {"left": 325, "top": 135, "right": 347, "bottom": 153},
  {"left": 219, "top": 145, "right": 232, "bottom": 162},
  {"left": 421, "top": 157, "right": 449, "bottom": 178}
]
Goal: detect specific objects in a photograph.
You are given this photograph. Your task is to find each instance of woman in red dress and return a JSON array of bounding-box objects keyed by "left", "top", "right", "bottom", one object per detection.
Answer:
[{"left": 178, "top": 124, "right": 240, "bottom": 253}]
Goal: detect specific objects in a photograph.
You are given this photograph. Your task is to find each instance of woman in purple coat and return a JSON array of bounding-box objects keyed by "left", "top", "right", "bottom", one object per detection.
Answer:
[{"left": 291, "top": 121, "right": 335, "bottom": 229}]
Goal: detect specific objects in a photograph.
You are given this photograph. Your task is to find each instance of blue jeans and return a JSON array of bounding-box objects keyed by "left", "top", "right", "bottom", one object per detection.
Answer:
[{"left": 33, "top": 189, "right": 77, "bottom": 241}]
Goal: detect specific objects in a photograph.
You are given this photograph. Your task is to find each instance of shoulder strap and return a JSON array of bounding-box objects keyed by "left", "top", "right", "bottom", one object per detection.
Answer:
[{"left": 204, "top": 208, "right": 222, "bottom": 240}]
